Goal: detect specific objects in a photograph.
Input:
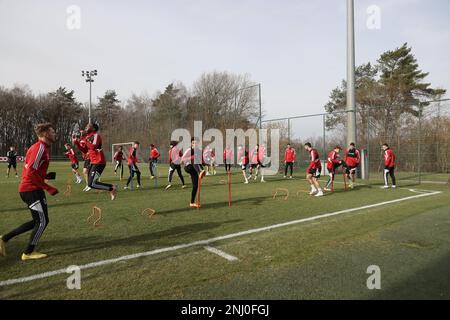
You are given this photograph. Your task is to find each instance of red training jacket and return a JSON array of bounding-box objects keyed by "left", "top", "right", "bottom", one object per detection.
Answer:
[
  {"left": 65, "top": 148, "right": 78, "bottom": 164},
  {"left": 150, "top": 148, "right": 160, "bottom": 160},
  {"left": 307, "top": 148, "right": 321, "bottom": 172},
  {"left": 327, "top": 151, "right": 341, "bottom": 170},
  {"left": 345, "top": 148, "right": 361, "bottom": 167},
  {"left": 19, "top": 141, "right": 57, "bottom": 194},
  {"left": 384, "top": 149, "right": 395, "bottom": 168},
  {"left": 85, "top": 132, "right": 106, "bottom": 165},
  {"left": 285, "top": 147, "right": 296, "bottom": 163}
]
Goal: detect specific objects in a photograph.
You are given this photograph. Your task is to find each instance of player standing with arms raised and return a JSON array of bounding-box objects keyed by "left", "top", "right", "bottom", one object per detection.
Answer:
[{"left": 1, "top": 123, "right": 58, "bottom": 260}]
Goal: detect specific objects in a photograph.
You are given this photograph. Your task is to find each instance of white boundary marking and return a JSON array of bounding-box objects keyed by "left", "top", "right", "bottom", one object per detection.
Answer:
[
  {"left": 204, "top": 246, "right": 239, "bottom": 261},
  {"left": 0, "top": 189, "right": 442, "bottom": 287}
]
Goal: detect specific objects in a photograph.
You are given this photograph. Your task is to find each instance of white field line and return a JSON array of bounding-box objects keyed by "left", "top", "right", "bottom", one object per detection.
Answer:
[
  {"left": 204, "top": 246, "right": 239, "bottom": 262},
  {"left": 0, "top": 189, "right": 442, "bottom": 287}
]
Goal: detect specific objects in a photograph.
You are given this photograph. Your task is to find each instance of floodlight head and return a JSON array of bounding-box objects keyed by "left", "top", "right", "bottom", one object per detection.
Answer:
[{"left": 82, "top": 71, "right": 85, "bottom": 76}]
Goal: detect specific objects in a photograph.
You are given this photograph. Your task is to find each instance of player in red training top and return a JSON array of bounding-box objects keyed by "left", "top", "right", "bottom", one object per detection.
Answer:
[
  {"left": 324, "top": 146, "right": 345, "bottom": 192},
  {"left": 149, "top": 144, "right": 160, "bottom": 179},
  {"left": 382, "top": 143, "right": 397, "bottom": 189},
  {"left": 304, "top": 142, "right": 323, "bottom": 197},
  {"left": 182, "top": 138, "right": 206, "bottom": 209},
  {"left": 113, "top": 146, "right": 124, "bottom": 180},
  {"left": 64, "top": 143, "right": 82, "bottom": 184},
  {"left": 284, "top": 143, "right": 296, "bottom": 179},
  {"left": 166, "top": 141, "right": 186, "bottom": 190},
  {"left": 0, "top": 123, "right": 58, "bottom": 261},
  {"left": 344, "top": 142, "right": 361, "bottom": 189},
  {"left": 224, "top": 145, "right": 234, "bottom": 173},
  {"left": 125, "top": 142, "right": 142, "bottom": 190},
  {"left": 73, "top": 130, "right": 91, "bottom": 192},
  {"left": 80, "top": 123, "right": 117, "bottom": 200},
  {"left": 237, "top": 145, "right": 250, "bottom": 184}
]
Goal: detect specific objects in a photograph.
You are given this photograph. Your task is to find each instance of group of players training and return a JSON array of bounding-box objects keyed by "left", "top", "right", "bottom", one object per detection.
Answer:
[{"left": 0, "top": 122, "right": 397, "bottom": 261}]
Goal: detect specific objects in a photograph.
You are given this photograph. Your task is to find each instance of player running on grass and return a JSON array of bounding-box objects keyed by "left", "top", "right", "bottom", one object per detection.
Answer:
[
  {"left": 203, "top": 145, "right": 215, "bottom": 176},
  {"left": 83, "top": 123, "right": 117, "bottom": 200},
  {"left": 113, "top": 146, "right": 124, "bottom": 179},
  {"left": 324, "top": 146, "right": 345, "bottom": 192},
  {"left": 149, "top": 144, "right": 160, "bottom": 179},
  {"left": 284, "top": 143, "right": 296, "bottom": 179},
  {"left": 0, "top": 123, "right": 59, "bottom": 260},
  {"left": 6, "top": 146, "right": 19, "bottom": 178},
  {"left": 125, "top": 142, "right": 142, "bottom": 190},
  {"left": 166, "top": 141, "right": 186, "bottom": 190},
  {"left": 237, "top": 145, "right": 250, "bottom": 184},
  {"left": 382, "top": 143, "right": 397, "bottom": 189},
  {"left": 73, "top": 130, "right": 91, "bottom": 192},
  {"left": 344, "top": 142, "right": 360, "bottom": 189},
  {"left": 182, "top": 138, "right": 206, "bottom": 209},
  {"left": 304, "top": 142, "right": 323, "bottom": 197},
  {"left": 64, "top": 143, "right": 82, "bottom": 184}
]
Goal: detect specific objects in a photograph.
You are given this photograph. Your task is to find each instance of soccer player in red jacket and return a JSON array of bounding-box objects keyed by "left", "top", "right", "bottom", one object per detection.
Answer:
[
  {"left": 237, "top": 145, "right": 250, "bottom": 184},
  {"left": 182, "top": 138, "right": 206, "bottom": 208},
  {"left": 304, "top": 142, "right": 323, "bottom": 197},
  {"left": 73, "top": 130, "right": 91, "bottom": 191},
  {"left": 166, "top": 141, "right": 186, "bottom": 190},
  {"left": 284, "top": 143, "right": 296, "bottom": 179},
  {"left": 113, "top": 146, "right": 124, "bottom": 179},
  {"left": 149, "top": 144, "right": 160, "bottom": 179},
  {"left": 224, "top": 145, "right": 234, "bottom": 173},
  {"left": 325, "top": 146, "right": 345, "bottom": 192},
  {"left": 84, "top": 123, "right": 117, "bottom": 200},
  {"left": 0, "top": 123, "right": 58, "bottom": 260},
  {"left": 64, "top": 143, "right": 82, "bottom": 184},
  {"left": 344, "top": 142, "right": 361, "bottom": 189},
  {"left": 382, "top": 143, "right": 397, "bottom": 189},
  {"left": 125, "top": 142, "right": 142, "bottom": 189}
]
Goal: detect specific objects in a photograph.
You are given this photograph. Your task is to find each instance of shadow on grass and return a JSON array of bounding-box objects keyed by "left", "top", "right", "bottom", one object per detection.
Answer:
[
  {"left": 46, "top": 218, "right": 243, "bottom": 257},
  {"left": 0, "top": 201, "right": 93, "bottom": 215},
  {"left": 371, "top": 252, "right": 450, "bottom": 300}
]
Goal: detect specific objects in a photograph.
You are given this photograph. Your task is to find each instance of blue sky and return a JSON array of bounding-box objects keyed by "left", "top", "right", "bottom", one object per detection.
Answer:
[{"left": 1, "top": 0, "right": 449, "bottom": 135}]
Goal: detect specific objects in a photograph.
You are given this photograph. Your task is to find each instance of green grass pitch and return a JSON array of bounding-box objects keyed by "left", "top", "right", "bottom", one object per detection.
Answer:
[{"left": 0, "top": 162, "right": 449, "bottom": 299}]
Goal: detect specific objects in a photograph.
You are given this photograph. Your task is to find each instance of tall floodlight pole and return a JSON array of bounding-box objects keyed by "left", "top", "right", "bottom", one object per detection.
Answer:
[
  {"left": 346, "top": 0, "right": 357, "bottom": 145},
  {"left": 258, "top": 83, "right": 262, "bottom": 129},
  {"left": 82, "top": 69, "right": 98, "bottom": 124}
]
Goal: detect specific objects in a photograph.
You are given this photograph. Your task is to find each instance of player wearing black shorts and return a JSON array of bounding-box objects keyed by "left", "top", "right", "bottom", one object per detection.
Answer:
[{"left": 6, "top": 146, "right": 18, "bottom": 178}]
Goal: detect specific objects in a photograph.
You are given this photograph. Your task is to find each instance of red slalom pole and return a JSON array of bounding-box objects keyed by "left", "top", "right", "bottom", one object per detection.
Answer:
[{"left": 228, "top": 171, "right": 232, "bottom": 207}]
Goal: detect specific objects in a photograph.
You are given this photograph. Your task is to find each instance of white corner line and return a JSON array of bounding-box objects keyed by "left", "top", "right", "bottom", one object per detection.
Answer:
[
  {"left": 0, "top": 189, "right": 442, "bottom": 288},
  {"left": 204, "top": 246, "right": 239, "bottom": 262}
]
